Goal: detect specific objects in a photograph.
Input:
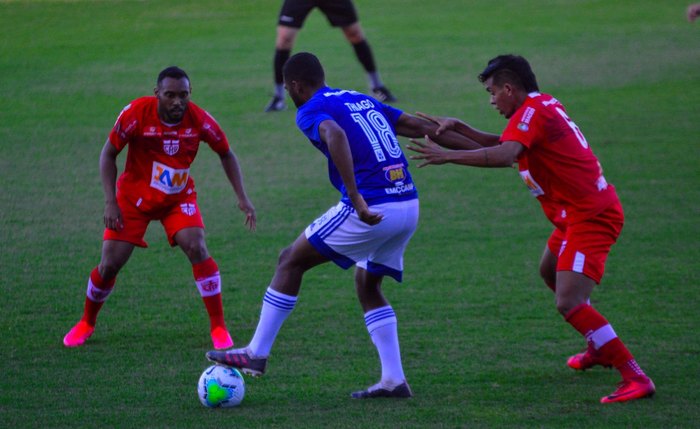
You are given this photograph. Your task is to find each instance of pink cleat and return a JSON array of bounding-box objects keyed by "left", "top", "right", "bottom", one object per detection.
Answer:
[
  {"left": 567, "top": 347, "right": 611, "bottom": 371},
  {"left": 600, "top": 376, "right": 656, "bottom": 403},
  {"left": 63, "top": 321, "right": 95, "bottom": 347},
  {"left": 210, "top": 326, "right": 234, "bottom": 350}
]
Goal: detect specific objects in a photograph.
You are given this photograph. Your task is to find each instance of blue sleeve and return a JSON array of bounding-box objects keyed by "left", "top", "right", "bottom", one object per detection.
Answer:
[
  {"left": 380, "top": 103, "right": 404, "bottom": 127},
  {"left": 296, "top": 102, "right": 334, "bottom": 143}
]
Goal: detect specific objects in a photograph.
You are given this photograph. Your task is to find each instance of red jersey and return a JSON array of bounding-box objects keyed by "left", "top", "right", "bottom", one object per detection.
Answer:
[
  {"left": 108, "top": 97, "right": 230, "bottom": 211},
  {"left": 500, "top": 92, "right": 618, "bottom": 226}
]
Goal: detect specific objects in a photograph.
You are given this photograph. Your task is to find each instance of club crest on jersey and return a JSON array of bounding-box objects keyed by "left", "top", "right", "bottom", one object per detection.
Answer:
[
  {"left": 163, "top": 139, "right": 180, "bottom": 155},
  {"left": 180, "top": 203, "right": 197, "bottom": 216},
  {"left": 151, "top": 161, "right": 189, "bottom": 194}
]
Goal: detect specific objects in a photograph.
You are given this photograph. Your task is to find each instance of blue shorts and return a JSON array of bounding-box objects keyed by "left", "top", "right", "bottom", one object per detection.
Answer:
[{"left": 305, "top": 199, "right": 419, "bottom": 282}]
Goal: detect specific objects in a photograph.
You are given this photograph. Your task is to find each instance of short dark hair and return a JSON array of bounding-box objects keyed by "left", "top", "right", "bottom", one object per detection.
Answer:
[
  {"left": 283, "top": 52, "right": 325, "bottom": 86},
  {"left": 157, "top": 66, "right": 189, "bottom": 85},
  {"left": 478, "top": 55, "right": 539, "bottom": 92}
]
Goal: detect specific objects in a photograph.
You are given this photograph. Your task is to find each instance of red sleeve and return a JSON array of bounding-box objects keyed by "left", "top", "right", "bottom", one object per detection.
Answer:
[
  {"left": 108, "top": 102, "right": 138, "bottom": 151},
  {"left": 500, "top": 103, "right": 542, "bottom": 149},
  {"left": 198, "top": 108, "right": 231, "bottom": 155}
]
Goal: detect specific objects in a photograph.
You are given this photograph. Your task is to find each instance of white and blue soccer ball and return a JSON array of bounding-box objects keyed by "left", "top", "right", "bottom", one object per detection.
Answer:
[{"left": 197, "top": 365, "right": 245, "bottom": 408}]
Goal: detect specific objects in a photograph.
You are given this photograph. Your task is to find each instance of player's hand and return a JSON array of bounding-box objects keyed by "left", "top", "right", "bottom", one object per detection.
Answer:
[
  {"left": 238, "top": 198, "right": 257, "bottom": 231},
  {"left": 104, "top": 200, "right": 124, "bottom": 231},
  {"left": 351, "top": 195, "right": 383, "bottom": 226},
  {"left": 407, "top": 135, "right": 450, "bottom": 168},
  {"left": 416, "top": 112, "right": 461, "bottom": 136}
]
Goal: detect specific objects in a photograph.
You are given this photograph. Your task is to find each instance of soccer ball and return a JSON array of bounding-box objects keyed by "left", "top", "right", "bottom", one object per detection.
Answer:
[{"left": 197, "top": 365, "right": 245, "bottom": 408}]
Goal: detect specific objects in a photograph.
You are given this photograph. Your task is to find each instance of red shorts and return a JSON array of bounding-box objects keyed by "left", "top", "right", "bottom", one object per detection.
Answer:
[
  {"left": 546, "top": 201, "right": 624, "bottom": 284},
  {"left": 103, "top": 190, "right": 205, "bottom": 248}
]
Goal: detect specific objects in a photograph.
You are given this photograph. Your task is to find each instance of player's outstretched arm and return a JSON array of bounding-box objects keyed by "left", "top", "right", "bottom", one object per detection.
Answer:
[
  {"left": 415, "top": 112, "right": 501, "bottom": 148},
  {"left": 219, "top": 149, "right": 256, "bottom": 231},
  {"left": 407, "top": 136, "right": 523, "bottom": 169},
  {"left": 395, "top": 113, "right": 482, "bottom": 150},
  {"left": 99, "top": 139, "right": 123, "bottom": 231}
]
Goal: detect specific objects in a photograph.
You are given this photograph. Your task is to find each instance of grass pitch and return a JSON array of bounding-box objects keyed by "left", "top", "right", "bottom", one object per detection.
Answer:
[{"left": 1, "top": 1, "right": 699, "bottom": 427}]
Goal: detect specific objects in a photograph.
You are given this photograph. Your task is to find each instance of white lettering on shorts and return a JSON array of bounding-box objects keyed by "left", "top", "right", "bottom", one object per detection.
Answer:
[{"left": 150, "top": 161, "right": 189, "bottom": 194}]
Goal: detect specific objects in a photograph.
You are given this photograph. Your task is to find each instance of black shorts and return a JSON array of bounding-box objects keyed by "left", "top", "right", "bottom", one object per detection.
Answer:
[{"left": 278, "top": 0, "right": 358, "bottom": 28}]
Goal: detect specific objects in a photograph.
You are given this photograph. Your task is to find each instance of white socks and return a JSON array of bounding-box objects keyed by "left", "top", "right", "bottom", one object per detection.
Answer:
[
  {"left": 364, "top": 306, "right": 405, "bottom": 387},
  {"left": 247, "top": 287, "right": 297, "bottom": 357}
]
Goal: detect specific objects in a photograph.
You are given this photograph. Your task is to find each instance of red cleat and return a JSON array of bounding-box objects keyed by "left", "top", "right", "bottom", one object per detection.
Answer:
[
  {"left": 210, "top": 326, "right": 234, "bottom": 350},
  {"left": 601, "top": 376, "right": 655, "bottom": 403},
  {"left": 567, "top": 347, "right": 611, "bottom": 371},
  {"left": 63, "top": 321, "right": 95, "bottom": 347}
]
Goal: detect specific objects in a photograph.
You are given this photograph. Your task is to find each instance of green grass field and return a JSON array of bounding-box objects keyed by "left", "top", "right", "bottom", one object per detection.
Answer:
[{"left": 2, "top": 0, "right": 699, "bottom": 427}]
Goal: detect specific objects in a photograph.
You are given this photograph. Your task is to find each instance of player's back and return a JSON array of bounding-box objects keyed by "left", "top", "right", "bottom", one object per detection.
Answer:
[{"left": 296, "top": 87, "right": 417, "bottom": 205}]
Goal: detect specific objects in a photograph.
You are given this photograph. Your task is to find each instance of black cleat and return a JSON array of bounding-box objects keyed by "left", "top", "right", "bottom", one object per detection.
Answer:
[
  {"left": 206, "top": 347, "right": 267, "bottom": 377},
  {"left": 372, "top": 86, "right": 397, "bottom": 103},
  {"left": 264, "top": 95, "right": 286, "bottom": 112},
  {"left": 351, "top": 381, "right": 413, "bottom": 399}
]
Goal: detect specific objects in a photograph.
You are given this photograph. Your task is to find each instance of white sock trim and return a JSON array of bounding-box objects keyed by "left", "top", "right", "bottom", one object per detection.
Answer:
[
  {"left": 195, "top": 273, "right": 221, "bottom": 297},
  {"left": 86, "top": 279, "right": 112, "bottom": 303},
  {"left": 589, "top": 324, "right": 617, "bottom": 350}
]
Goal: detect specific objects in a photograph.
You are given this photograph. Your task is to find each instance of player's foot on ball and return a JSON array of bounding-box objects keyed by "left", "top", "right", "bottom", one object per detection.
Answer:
[
  {"left": 567, "top": 347, "right": 611, "bottom": 371},
  {"left": 210, "top": 326, "right": 234, "bottom": 350},
  {"left": 600, "top": 376, "right": 655, "bottom": 404},
  {"left": 264, "top": 95, "right": 286, "bottom": 112},
  {"left": 63, "top": 320, "right": 95, "bottom": 347},
  {"left": 206, "top": 347, "right": 267, "bottom": 377},
  {"left": 372, "top": 86, "right": 397, "bottom": 103},
  {"left": 351, "top": 381, "right": 413, "bottom": 399}
]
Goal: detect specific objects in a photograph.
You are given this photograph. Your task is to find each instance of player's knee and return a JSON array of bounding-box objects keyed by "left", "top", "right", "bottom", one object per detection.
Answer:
[
  {"left": 540, "top": 266, "right": 556, "bottom": 292},
  {"left": 275, "top": 28, "right": 296, "bottom": 49},
  {"left": 182, "top": 241, "right": 209, "bottom": 263},
  {"left": 277, "top": 245, "right": 294, "bottom": 266},
  {"left": 342, "top": 24, "right": 364, "bottom": 43},
  {"left": 555, "top": 295, "right": 581, "bottom": 316},
  {"left": 98, "top": 261, "right": 122, "bottom": 280}
]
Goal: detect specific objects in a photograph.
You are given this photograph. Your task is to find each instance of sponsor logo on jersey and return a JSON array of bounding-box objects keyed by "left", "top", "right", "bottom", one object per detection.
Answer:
[
  {"left": 520, "top": 106, "right": 536, "bottom": 125},
  {"left": 519, "top": 169, "right": 545, "bottom": 197},
  {"left": 383, "top": 164, "right": 407, "bottom": 183},
  {"left": 118, "top": 119, "right": 137, "bottom": 140},
  {"left": 181, "top": 128, "right": 198, "bottom": 138},
  {"left": 163, "top": 139, "right": 180, "bottom": 155},
  {"left": 151, "top": 161, "right": 189, "bottom": 194},
  {"left": 202, "top": 122, "right": 221, "bottom": 142},
  {"left": 517, "top": 122, "right": 529, "bottom": 131},
  {"left": 180, "top": 203, "right": 197, "bottom": 216},
  {"left": 384, "top": 183, "right": 415, "bottom": 195},
  {"left": 144, "top": 126, "right": 159, "bottom": 137}
]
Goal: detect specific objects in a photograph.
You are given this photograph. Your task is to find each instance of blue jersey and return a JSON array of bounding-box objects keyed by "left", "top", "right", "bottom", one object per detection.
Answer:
[{"left": 296, "top": 86, "right": 418, "bottom": 206}]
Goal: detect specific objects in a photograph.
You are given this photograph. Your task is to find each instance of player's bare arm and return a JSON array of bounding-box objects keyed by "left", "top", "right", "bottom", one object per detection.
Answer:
[
  {"left": 319, "top": 119, "right": 382, "bottom": 225},
  {"left": 415, "top": 112, "right": 501, "bottom": 147},
  {"left": 99, "top": 139, "right": 123, "bottom": 231},
  {"left": 219, "top": 149, "right": 256, "bottom": 231},
  {"left": 394, "top": 113, "right": 482, "bottom": 150},
  {"left": 408, "top": 137, "right": 523, "bottom": 169}
]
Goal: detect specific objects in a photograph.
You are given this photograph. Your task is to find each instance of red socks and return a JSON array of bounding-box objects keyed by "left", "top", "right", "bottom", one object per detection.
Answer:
[
  {"left": 565, "top": 303, "right": 643, "bottom": 378},
  {"left": 81, "top": 267, "right": 116, "bottom": 326},
  {"left": 192, "top": 257, "right": 226, "bottom": 331}
]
